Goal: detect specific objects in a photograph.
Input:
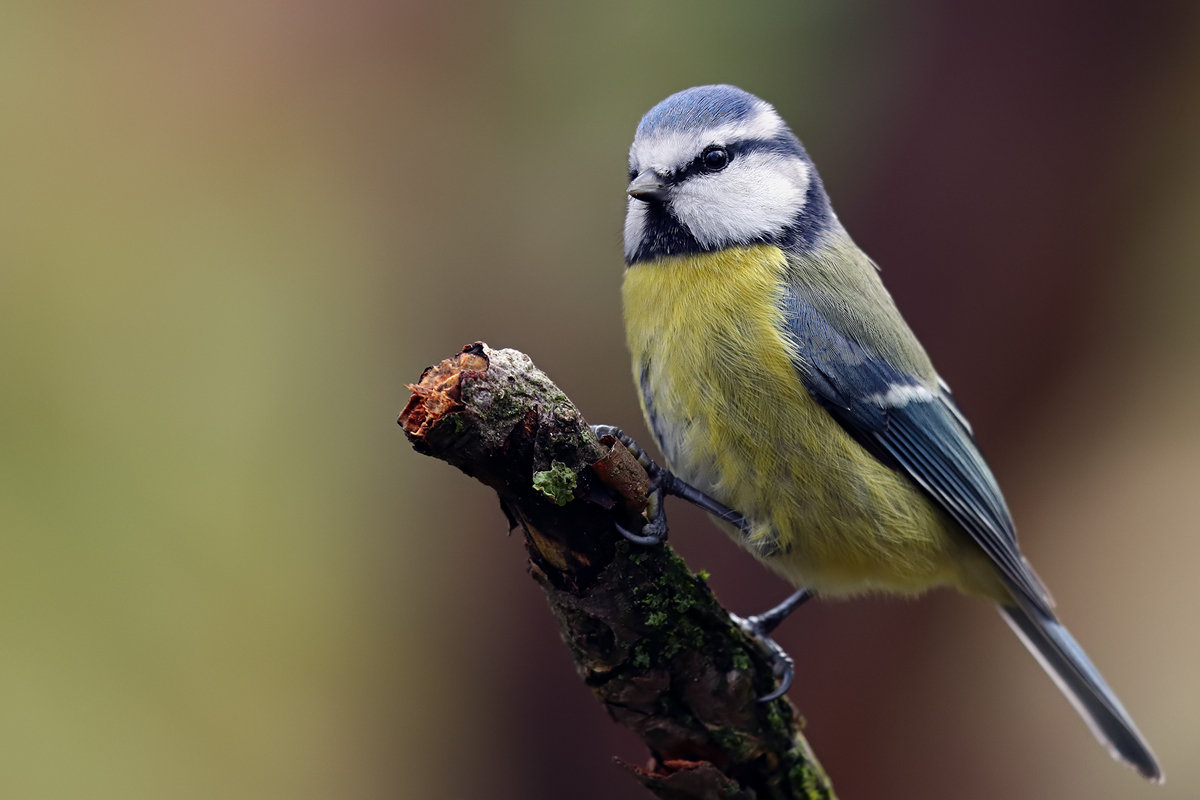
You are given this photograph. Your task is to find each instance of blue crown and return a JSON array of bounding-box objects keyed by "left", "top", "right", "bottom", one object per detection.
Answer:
[{"left": 636, "top": 85, "right": 763, "bottom": 137}]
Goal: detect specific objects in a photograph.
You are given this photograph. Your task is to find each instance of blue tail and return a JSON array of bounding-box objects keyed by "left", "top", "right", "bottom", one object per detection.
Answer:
[{"left": 998, "top": 603, "right": 1162, "bottom": 782}]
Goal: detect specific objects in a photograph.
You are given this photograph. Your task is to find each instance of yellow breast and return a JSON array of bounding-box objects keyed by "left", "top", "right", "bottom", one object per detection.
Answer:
[{"left": 622, "top": 245, "right": 1001, "bottom": 600}]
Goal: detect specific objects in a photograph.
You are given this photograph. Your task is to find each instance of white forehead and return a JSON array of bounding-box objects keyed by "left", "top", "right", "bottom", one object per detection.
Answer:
[{"left": 629, "top": 104, "right": 785, "bottom": 171}]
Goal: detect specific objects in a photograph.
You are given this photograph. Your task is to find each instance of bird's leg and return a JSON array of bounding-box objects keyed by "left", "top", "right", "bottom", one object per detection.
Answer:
[
  {"left": 730, "top": 588, "right": 814, "bottom": 702},
  {"left": 590, "top": 425, "right": 753, "bottom": 543},
  {"left": 658, "top": 471, "right": 753, "bottom": 535}
]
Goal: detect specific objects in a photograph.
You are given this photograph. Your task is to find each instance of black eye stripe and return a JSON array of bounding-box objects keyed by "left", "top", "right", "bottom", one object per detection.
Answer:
[{"left": 660, "top": 135, "right": 805, "bottom": 184}]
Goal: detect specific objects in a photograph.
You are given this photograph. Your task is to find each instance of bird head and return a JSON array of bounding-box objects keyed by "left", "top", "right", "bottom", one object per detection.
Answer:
[{"left": 624, "top": 85, "right": 832, "bottom": 265}]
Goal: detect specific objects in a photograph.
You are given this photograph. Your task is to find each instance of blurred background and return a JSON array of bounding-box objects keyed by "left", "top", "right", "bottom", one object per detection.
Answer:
[{"left": 2, "top": 1, "right": 1198, "bottom": 798}]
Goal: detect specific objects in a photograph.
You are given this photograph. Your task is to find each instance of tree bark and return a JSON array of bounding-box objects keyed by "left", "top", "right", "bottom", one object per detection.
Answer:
[{"left": 398, "top": 342, "right": 836, "bottom": 800}]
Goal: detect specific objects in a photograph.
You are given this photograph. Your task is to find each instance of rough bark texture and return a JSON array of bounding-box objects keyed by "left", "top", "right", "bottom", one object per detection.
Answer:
[{"left": 399, "top": 342, "right": 836, "bottom": 800}]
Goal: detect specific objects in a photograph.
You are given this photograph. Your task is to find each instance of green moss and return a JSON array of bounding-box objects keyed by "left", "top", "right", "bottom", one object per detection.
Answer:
[
  {"left": 708, "top": 725, "right": 756, "bottom": 761},
  {"left": 637, "top": 592, "right": 664, "bottom": 610},
  {"left": 787, "top": 761, "right": 832, "bottom": 800},
  {"left": 632, "top": 642, "right": 651, "bottom": 669},
  {"left": 646, "top": 611, "right": 667, "bottom": 627},
  {"left": 695, "top": 569, "right": 711, "bottom": 581},
  {"left": 671, "top": 592, "right": 695, "bottom": 613},
  {"left": 661, "top": 620, "right": 704, "bottom": 658},
  {"left": 731, "top": 649, "right": 751, "bottom": 672},
  {"left": 766, "top": 701, "right": 789, "bottom": 733},
  {"left": 532, "top": 461, "right": 577, "bottom": 506}
]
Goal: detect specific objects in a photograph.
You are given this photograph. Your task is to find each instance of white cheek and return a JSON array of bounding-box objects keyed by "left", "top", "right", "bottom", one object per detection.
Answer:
[
  {"left": 671, "top": 154, "right": 811, "bottom": 248},
  {"left": 623, "top": 198, "right": 648, "bottom": 261}
]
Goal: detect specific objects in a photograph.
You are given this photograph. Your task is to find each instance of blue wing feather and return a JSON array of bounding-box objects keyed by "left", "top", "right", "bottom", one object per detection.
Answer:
[{"left": 778, "top": 286, "right": 1052, "bottom": 613}]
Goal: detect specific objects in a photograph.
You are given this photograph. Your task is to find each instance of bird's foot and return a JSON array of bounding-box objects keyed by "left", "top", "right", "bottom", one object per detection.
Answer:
[
  {"left": 615, "top": 487, "right": 668, "bottom": 546},
  {"left": 592, "top": 424, "right": 668, "bottom": 545},
  {"left": 731, "top": 588, "right": 813, "bottom": 702},
  {"left": 590, "top": 425, "right": 753, "bottom": 540}
]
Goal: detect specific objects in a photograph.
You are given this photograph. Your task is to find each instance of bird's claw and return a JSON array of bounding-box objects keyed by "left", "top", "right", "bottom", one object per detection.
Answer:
[
  {"left": 593, "top": 425, "right": 751, "bottom": 536},
  {"left": 732, "top": 588, "right": 813, "bottom": 702},
  {"left": 592, "top": 424, "right": 668, "bottom": 545},
  {"left": 615, "top": 474, "right": 668, "bottom": 545},
  {"left": 590, "top": 424, "right": 754, "bottom": 543},
  {"left": 732, "top": 611, "right": 796, "bottom": 702},
  {"left": 613, "top": 470, "right": 668, "bottom": 546},
  {"left": 613, "top": 517, "right": 665, "bottom": 546}
]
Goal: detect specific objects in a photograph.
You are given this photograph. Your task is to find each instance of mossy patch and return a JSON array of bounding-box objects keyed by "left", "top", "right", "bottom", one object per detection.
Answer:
[{"left": 788, "top": 761, "right": 833, "bottom": 800}]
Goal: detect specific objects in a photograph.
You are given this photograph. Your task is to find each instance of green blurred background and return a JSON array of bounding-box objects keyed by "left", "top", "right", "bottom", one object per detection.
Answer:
[{"left": 2, "top": 1, "right": 1198, "bottom": 798}]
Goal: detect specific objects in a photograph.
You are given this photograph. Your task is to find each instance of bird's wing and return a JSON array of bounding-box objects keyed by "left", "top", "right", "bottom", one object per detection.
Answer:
[{"left": 777, "top": 284, "right": 1053, "bottom": 613}]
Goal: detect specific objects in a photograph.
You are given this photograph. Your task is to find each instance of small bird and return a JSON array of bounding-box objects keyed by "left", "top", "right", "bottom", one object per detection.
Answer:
[{"left": 616, "top": 84, "right": 1162, "bottom": 781}]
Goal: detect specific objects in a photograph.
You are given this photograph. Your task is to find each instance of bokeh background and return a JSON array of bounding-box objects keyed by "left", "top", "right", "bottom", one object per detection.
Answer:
[{"left": 2, "top": 1, "right": 1198, "bottom": 798}]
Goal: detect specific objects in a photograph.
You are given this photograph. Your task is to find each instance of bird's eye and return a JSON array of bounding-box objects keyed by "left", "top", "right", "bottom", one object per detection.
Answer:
[{"left": 702, "top": 147, "right": 730, "bottom": 171}]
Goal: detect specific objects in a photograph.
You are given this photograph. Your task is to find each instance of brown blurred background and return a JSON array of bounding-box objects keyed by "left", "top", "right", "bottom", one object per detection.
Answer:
[{"left": 2, "top": 1, "right": 1198, "bottom": 798}]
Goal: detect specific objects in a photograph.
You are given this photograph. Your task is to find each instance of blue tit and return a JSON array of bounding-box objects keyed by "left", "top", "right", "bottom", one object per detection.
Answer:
[{"left": 618, "top": 84, "right": 1161, "bottom": 781}]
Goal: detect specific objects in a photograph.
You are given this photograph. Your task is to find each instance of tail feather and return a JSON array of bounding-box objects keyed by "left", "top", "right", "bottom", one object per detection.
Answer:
[{"left": 998, "top": 603, "right": 1162, "bottom": 782}]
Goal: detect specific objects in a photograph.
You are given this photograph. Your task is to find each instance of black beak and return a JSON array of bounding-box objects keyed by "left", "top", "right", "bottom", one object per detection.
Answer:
[{"left": 627, "top": 169, "right": 669, "bottom": 202}]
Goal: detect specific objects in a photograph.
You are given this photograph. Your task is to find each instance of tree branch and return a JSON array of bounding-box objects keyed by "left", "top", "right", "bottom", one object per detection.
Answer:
[{"left": 398, "top": 342, "right": 836, "bottom": 800}]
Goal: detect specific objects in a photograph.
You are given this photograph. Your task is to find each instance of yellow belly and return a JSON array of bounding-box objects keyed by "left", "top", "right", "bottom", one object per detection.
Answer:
[{"left": 622, "top": 245, "right": 1003, "bottom": 600}]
